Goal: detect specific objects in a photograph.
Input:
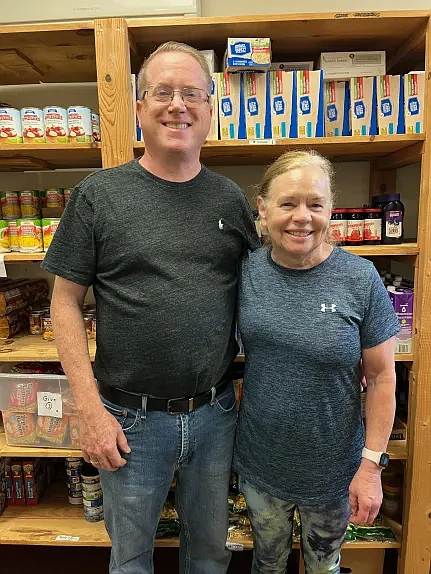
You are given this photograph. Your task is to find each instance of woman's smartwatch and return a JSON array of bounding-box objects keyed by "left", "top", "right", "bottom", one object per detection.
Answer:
[{"left": 362, "top": 447, "right": 390, "bottom": 469}]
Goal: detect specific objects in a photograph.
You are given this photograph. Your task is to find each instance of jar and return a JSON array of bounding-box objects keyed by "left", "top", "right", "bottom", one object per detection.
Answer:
[
  {"left": 329, "top": 209, "right": 348, "bottom": 246},
  {"left": 381, "top": 474, "right": 402, "bottom": 518},
  {"left": 363, "top": 208, "right": 382, "bottom": 245},
  {"left": 29, "top": 310, "right": 45, "bottom": 335},
  {"left": 83, "top": 313, "right": 94, "bottom": 340},
  {"left": 382, "top": 194, "right": 404, "bottom": 245},
  {"left": 42, "top": 315, "right": 55, "bottom": 341},
  {"left": 346, "top": 208, "right": 364, "bottom": 246}
]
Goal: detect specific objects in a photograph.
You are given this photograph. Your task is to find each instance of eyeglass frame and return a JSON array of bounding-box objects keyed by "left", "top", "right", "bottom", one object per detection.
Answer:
[{"left": 142, "top": 85, "right": 211, "bottom": 105}]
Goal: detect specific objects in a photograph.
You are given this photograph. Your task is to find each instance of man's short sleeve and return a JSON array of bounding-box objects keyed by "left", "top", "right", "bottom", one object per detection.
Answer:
[
  {"left": 41, "top": 183, "right": 96, "bottom": 286},
  {"left": 360, "top": 266, "right": 401, "bottom": 349}
]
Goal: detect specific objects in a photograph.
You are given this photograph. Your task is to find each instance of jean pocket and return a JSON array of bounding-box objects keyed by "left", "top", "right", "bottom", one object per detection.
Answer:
[
  {"left": 101, "top": 396, "right": 140, "bottom": 432},
  {"left": 213, "top": 383, "right": 236, "bottom": 414}
]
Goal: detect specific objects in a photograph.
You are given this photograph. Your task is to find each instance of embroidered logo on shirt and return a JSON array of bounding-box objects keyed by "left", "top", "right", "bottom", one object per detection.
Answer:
[
  {"left": 321, "top": 303, "right": 337, "bottom": 313},
  {"left": 218, "top": 219, "right": 224, "bottom": 230}
]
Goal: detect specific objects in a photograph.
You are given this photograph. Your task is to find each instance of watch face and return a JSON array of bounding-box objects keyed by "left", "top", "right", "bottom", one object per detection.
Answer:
[{"left": 379, "top": 453, "right": 390, "bottom": 468}]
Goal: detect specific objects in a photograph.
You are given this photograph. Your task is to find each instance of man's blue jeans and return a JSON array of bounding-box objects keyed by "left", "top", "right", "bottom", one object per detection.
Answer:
[{"left": 99, "top": 382, "right": 237, "bottom": 574}]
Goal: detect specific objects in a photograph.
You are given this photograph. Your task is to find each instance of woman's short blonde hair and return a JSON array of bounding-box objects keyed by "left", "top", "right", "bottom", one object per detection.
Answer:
[
  {"left": 137, "top": 41, "right": 212, "bottom": 99},
  {"left": 258, "top": 150, "right": 336, "bottom": 209}
]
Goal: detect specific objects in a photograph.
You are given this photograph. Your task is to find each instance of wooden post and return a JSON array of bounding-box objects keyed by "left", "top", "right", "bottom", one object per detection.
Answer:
[
  {"left": 95, "top": 18, "right": 134, "bottom": 168},
  {"left": 399, "top": 19, "right": 431, "bottom": 574}
]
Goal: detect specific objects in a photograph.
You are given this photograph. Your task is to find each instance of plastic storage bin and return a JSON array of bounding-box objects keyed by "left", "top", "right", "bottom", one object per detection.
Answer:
[{"left": 0, "top": 365, "right": 80, "bottom": 449}]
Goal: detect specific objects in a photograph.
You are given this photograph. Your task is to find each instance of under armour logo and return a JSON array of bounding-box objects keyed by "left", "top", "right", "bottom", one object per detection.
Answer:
[
  {"left": 321, "top": 303, "right": 337, "bottom": 313},
  {"left": 218, "top": 219, "right": 224, "bottom": 230}
]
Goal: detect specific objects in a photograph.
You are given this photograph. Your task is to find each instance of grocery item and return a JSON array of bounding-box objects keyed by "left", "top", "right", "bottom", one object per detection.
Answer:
[
  {"left": 36, "top": 415, "right": 68, "bottom": 444},
  {"left": 387, "top": 287, "right": 414, "bottom": 354},
  {"left": 0, "top": 107, "right": 22, "bottom": 144},
  {"left": 21, "top": 108, "right": 45, "bottom": 143},
  {"left": 23, "top": 459, "right": 48, "bottom": 505},
  {"left": 2, "top": 411, "right": 37, "bottom": 444},
  {"left": 83, "top": 313, "right": 94, "bottom": 339},
  {"left": 217, "top": 73, "right": 246, "bottom": 140},
  {"left": 43, "top": 106, "right": 69, "bottom": 143},
  {"left": 10, "top": 362, "right": 64, "bottom": 375},
  {"left": 346, "top": 208, "right": 364, "bottom": 245},
  {"left": 381, "top": 472, "right": 402, "bottom": 518},
  {"left": 0, "top": 220, "right": 10, "bottom": 252},
  {"left": 42, "top": 315, "right": 55, "bottom": 341},
  {"left": 81, "top": 464, "right": 103, "bottom": 522},
  {"left": 8, "top": 220, "right": 19, "bottom": 251},
  {"left": 0, "top": 310, "right": 29, "bottom": 338},
  {"left": 7, "top": 381, "right": 38, "bottom": 412},
  {"left": 200, "top": 50, "right": 218, "bottom": 73},
  {"left": 207, "top": 75, "right": 219, "bottom": 141},
  {"left": 296, "top": 70, "right": 324, "bottom": 138},
  {"left": 11, "top": 460, "right": 25, "bottom": 505},
  {"left": 19, "top": 190, "right": 40, "bottom": 219},
  {"left": 224, "top": 38, "right": 271, "bottom": 72},
  {"left": 68, "top": 106, "right": 92, "bottom": 142},
  {"left": 92, "top": 317, "right": 97, "bottom": 339},
  {"left": 68, "top": 415, "right": 80, "bottom": 447},
  {"left": 63, "top": 188, "right": 73, "bottom": 206},
  {"left": 381, "top": 194, "right": 404, "bottom": 244},
  {"left": 363, "top": 208, "right": 382, "bottom": 245},
  {"left": 244, "top": 72, "right": 272, "bottom": 139},
  {"left": 0, "top": 458, "right": 9, "bottom": 517},
  {"left": 324, "top": 80, "right": 351, "bottom": 137},
  {"left": 269, "top": 61, "right": 313, "bottom": 72},
  {"left": 269, "top": 70, "right": 296, "bottom": 139},
  {"left": 1, "top": 191, "right": 21, "bottom": 220},
  {"left": 40, "top": 188, "right": 64, "bottom": 209},
  {"left": 377, "top": 75, "right": 405, "bottom": 135},
  {"left": 329, "top": 209, "right": 348, "bottom": 245},
  {"left": 17, "top": 218, "right": 43, "bottom": 252},
  {"left": 91, "top": 113, "right": 101, "bottom": 142},
  {"left": 29, "top": 310, "right": 45, "bottom": 335},
  {"left": 0, "top": 278, "right": 49, "bottom": 315},
  {"left": 350, "top": 76, "right": 378, "bottom": 136},
  {"left": 318, "top": 51, "right": 386, "bottom": 80},
  {"left": 404, "top": 72, "right": 425, "bottom": 134},
  {"left": 42, "top": 218, "right": 60, "bottom": 251}
]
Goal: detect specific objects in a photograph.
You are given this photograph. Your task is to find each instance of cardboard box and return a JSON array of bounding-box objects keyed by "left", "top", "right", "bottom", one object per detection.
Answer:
[
  {"left": 296, "top": 70, "right": 324, "bottom": 138},
  {"left": 269, "top": 70, "right": 296, "bottom": 139},
  {"left": 324, "top": 80, "right": 351, "bottom": 137},
  {"left": 350, "top": 76, "right": 378, "bottom": 136},
  {"left": 217, "top": 73, "right": 246, "bottom": 140},
  {"left": 377, "top": 75, "right": 405, "bottom": 135},
  {"left": 11, "top": 460, "right": 25, "bottom": 506},
  {"left": 0, "top": 457, "right": 9, "bottom": 516},
  {"left": 318, "top": 51, "right": 386, "bottom": 80},
  {"left": 207, "top": 74, "right": 219, "bottom": 141},
  {"left": 300, "top": 548, "right": 384, "bottom": 574},
  {"left": 23, "top": 458, "right": 48, "bottom": 505},
  {"left": 201, "top": 50, "right": 218, "bottom": 73},
  {"left": 244, "top": 72, "right": 272, "bottom": 139},
  {"left": 390, "top": 417, "right": 408, "bottom": 441},
  {"left": 387, "top": 287, "right": 414, "bottom": 354},
  {"left": 224, "top": 38, "right": 271, "bottom": 72},
  {"left": 404, "top": 72, "right": 425, "bottom": 134},
  {"left": 269, "top": 61, "right": 313, "bottom": 72},
  {"left": 4, "top": 458, "right": 12, "bottom": 503}
]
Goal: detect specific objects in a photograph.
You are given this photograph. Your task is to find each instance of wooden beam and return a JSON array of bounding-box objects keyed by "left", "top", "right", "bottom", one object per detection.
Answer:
[
  {"left": 373, "top": 142, "right": 424, "bottom": 171},
  {"left": 95, "top": 18, "right": 134, "bottom": 168},
  {"left": 387, "top": 20, "right": 428, "bottom": 73}
]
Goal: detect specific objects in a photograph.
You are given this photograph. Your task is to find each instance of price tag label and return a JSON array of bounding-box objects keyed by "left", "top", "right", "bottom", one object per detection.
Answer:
[
  {"left": 225, "top": 541, "right": 244, "bottom": 551},
  {"left": 248, "top": 139, "right": 275, "bottom": 145},
  {"left": 37, "top": 391, "right": 62, "bottom": 418},
  {"left": 55, "top": 535, "right": 80, "bottom": 542}
]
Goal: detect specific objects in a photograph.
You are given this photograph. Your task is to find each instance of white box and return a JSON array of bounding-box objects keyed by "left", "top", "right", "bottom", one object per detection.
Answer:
[
  {"left": 269, "top": 70, "right": 296, "bottom": 139},
  {"left": 224, "top": 38, "right": 271, "bottom": 72},
  {"left": 201, "top": 50, "right": 218, "bottom": 74},
  {"left": 296, "top": 70, "right": 324, "bottom": 138},
  {"left": 318, "top": 51, "right": 386, "bottom": 80},
  {"left": 269, "top": 61, "right": 313, "bottom": 72},
  {"left": 377, "top": 75, "right": 405, "bottom": 135},
  {"left": 350, "top": 76, "right": 378, "bottom": 136},
  {"left": 324, "top": 80, "right": 351, "bottom": 137},
  {"left": 217, "top": 73, "right": 246, "bottom": 140},
  {"left": 404, "top": 72, "right": 425, "bottom": 134},
  {"left": 207, "top": 74, "right": 219, "bottom": 141},
  {"left": 244, "top": 72, "right": 272, "bottom": 140}
]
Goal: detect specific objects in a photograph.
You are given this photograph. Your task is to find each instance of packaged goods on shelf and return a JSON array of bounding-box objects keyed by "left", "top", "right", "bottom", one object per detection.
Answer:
[
  {"left": 64, "top": 188, "right": 73, "bottom": 207},
  {"left": 269, "top": 71, "right": 296, "bottom": 139},
  {"left": 244, "top": 72, "right": 272, "bottom": 139},
  {"left": 68, "top": 106, "right": 92, "bottom": 142},
  {"left": 92, "top": 113, "right": 101, "bottom": 142},
  {"left": 0, "top": 309, "right": 31, "bottom": 338},
  {"left": 0, "top": 278, "right": 49, "bottom": 316},
  {"left": 217, "top": 72, "right": 246, "bottom": 139},
  {"left": 224, "top": 38, "right": 271, "bottom": 72},
  {"left": 22, "top": 458, "right": 49, "bottom": 505},
  {"left": 324, "top": 80, "right": 351, "bottom": 137},
  {"left": 404, "top": 72, "right": 425, "bottom": 134},
  {"left": 200, "top": 49, "right": 219, "bottom": 73},
  {"left": 329, "top": 209, "right": 348, "bottom": 245},
  {"left": 0, "top": 220, "right": 10, "bottom": 253},
  {"left": 0, "top": 457, "right": 9, "bottom": 516},
  {"left": 377, "top": 75, "right": 405, "bottom": 135},
  {"left": 43, "top": 106, "right": 69, "bottom": 143},
  {"left": 296, "top": 70, "right": 324, "bottom": 138},
  {"left": 21, "top": 108, "right": 45, "bottom": 143},
  {"left": 8, "top": 220, "right": 19, "bottom": 252},
  {"left": 387, "top": 286, "right": 414, "bottom": 354},
  {"left": 17, "top": 218, "right": 43, "bottom": 253},
  {"left": 350, "top": 76, "right": 378, "bottom": 136},
  {"left": 11, "top": 459, "right": 25, "bottom": 505},
  {"left": 373, "top": 193, "right": 405, "bottom": 244},
  {"left": 269, "top": 61, "right": 313, "bottom": 72},
  {"left": 19, "top": 190, "right": 41, "bottom": 219},
  {"left": 42, "top": 218, "right": 61, "bottom": 251},
  {"left": 1, "top": 190, "right": 21, "bottom": 219},
  {"left": 207, "top": 74, "right": 219, "bottom": 140},
  {"left": 318, "top": 51, "right": 386, "bottom": 80},
  {"left": 390, "top": 417, "right": 407, "bottom": 441},
  {"left": 4, "top": 458, "right": 55, "bottom": 506},
  {"left": 40, "top": 188, "right": 65, "bottom": 209},
  {"left": 0, "top": 107, "right": 22, "bottom": 144}
]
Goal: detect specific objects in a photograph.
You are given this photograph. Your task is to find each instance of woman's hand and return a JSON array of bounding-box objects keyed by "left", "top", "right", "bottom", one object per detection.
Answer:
[{"left": 349, "top": 459, "right": 383, "bottom": 524}]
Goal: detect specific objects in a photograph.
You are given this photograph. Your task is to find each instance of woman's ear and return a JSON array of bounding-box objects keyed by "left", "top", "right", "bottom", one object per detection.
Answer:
[{"left": 257, "top": 196, "right": 267, "bottom": 229}]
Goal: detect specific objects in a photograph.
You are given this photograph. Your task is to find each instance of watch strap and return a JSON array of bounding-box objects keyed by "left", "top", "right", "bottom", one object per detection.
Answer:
[{"left": 362, "top": 447, "right": 385, "bottom": 467}]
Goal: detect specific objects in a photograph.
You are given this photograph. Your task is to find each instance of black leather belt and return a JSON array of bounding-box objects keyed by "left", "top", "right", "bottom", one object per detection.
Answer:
[{"left": 98, "top": 379, "right": 230, "bottom": 415}]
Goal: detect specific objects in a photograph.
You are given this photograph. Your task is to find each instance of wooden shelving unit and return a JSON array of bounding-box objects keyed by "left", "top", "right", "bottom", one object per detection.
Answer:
[{"left": 1, "top": 10, "right": 430, "bottom": 574}]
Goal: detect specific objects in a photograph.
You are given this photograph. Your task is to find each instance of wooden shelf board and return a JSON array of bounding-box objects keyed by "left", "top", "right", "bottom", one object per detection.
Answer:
[
  {"left": 3, "top": 253, "right": 45, "bottom": 262},
  {"left": 342, "top": 243, "right": 419, "bottom": 257},
  {"left": 0, "top": 432, "right": 80, "bottom": 458},
  {"left": 0, "top": 143, "right": 102, "bottom": 171},
  {"left": 388, "top": 440, "right": 408, "bottom": 460},
  {"left": 134, "top": 136, "right": 424, "bottom": 167}
]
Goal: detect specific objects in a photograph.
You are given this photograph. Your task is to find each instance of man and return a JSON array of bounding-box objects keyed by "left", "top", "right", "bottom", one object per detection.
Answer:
[{"left": 42, "top": 42, "right": 259, "bottom": 574}]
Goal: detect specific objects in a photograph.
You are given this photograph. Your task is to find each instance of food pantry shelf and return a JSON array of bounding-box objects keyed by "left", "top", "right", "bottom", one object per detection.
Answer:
[
  {"left": 0, "top": 482, "right": 401, "bottom": 549},
  {"left": 0, "top": 143, "right": 102, "bottom": 171}
]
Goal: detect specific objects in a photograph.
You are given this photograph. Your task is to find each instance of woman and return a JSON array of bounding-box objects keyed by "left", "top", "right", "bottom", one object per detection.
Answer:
[{"left": 234, "top": 150, "right": 400, "bottom": 574}]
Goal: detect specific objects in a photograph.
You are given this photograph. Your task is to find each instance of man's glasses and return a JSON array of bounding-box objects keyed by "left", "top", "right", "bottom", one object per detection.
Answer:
[{"left": 143, "top": 85, "right": 210, "bottom": 106}]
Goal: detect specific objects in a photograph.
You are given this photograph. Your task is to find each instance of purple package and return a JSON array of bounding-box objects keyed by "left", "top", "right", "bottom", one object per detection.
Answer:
[{"left": 387, "top": 286, "right": 414, "bottom": 354}]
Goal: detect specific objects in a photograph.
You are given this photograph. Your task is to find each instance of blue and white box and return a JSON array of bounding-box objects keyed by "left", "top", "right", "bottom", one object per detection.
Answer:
[
  {"left": 377, "top": 75, "right": 405, "bottom": 135},
  {"left": 217, "top": 72, "right": 246, "bottom": 140},
  {"left": 269, "top": 70, "right": 297, "bottom": 139},
  {"left": 295, "top": 70, "right": 325, "bottom": 138},
  {"left": 224, "top": 38, "right": 271, "bottom": 72},
  {"left": 350, "top": 76, "right": 378, "bottom": 136},
  {"left": 244, "top": 72, "right": 272, "bottom": 139},
  {"left": 324, "top": 80, "right": 351, "bottom": 137}
]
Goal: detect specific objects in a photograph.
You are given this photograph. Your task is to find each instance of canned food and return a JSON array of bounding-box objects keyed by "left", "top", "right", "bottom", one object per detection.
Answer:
[
  {"left": 82, "top": 488, "right": 102, "bottom": 501},
  {"left": 81, "top": 481, "right": 102, "bottom": 493},
  {"left": 42, "top": 316, "right": 55, "bottom": 341},
  {"left": 17, "top": 219, "right": 43, "bottom": 252},
  {"left": 19, "top": 190, "right": 40, "bottom": 219},
  {"left": 68, "top": 494, "right": 83, "bottom": 505},
  {"left": 65, "top": 457, "right": 83, "bottom": 470},
  {"left": 29, "top": 311, "right": 45, "bottom": 335},
  {"left": 84, "top": 506, "right": 104, "bottom": 522},
  {"left": 21, "top": 108, "right": 45, "bottom": 143},
  {"left": 8, "top": 220, "right": 19, "bottom": 251},
  {"left": 83, "top": 313, "right": 94, "bottom": 340},
  {"left": 91, "top": 113, "right": 101, "bottom": 142},
  {"left": 0, "top": 220, "right": 10, "bottom": 253},
  {"left": 43, "top": 106, "right": 69, "bottom": 143},
  {"left": 83, "top": 496, "right": 103, "bottom": 508},
  {"left": 63, "top": 188, "right": 73, "bottom": 206},
  {"left": 68, "top": 106, "right": 92, "bottom": 142},
  {"left": 42, "top": 218, "right": 60, "bottom": 251},
  {"left": 66, "top": 473, "right": 82, "bottom": 484},
  {"left": 0, "top": 107, "right": 22, "bottom": 144},
  {"left": 1, "top": 191, "right": 21, "bottom": 219},
  {"left": 40, "top": 188, "right": 64, "bottom": 209}
]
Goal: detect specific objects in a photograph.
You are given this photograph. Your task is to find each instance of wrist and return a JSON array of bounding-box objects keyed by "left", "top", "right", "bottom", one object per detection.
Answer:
[{"left": 360, "top": 457, "right": 383, "bottom": 474}]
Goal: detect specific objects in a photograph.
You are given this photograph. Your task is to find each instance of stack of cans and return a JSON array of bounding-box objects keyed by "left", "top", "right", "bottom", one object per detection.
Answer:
[
  {"left": 81, "top": 463, "right": 104, "bottom": 522},
  {"left": 65, "top": 457, "right": 83, "bottom": 505}
]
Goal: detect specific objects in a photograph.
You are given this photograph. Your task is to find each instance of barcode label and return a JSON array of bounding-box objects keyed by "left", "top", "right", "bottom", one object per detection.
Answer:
[
  {"left": 396, "top": 343, "right": 411, "bottom": 354},
  {"left": 226, "top": 541, "right": 244, "bottom": 551}
]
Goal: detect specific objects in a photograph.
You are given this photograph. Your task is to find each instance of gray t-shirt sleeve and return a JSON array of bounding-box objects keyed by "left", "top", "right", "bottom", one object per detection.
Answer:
[
  {"left": 360, "top": 266, "right": 401, "bottom": 349},
  {"left": 238, "top": 189, "right": 260, "bottom": 253},
  {"left": 41, "top": 183, "right": 96, "bottom": 286}
]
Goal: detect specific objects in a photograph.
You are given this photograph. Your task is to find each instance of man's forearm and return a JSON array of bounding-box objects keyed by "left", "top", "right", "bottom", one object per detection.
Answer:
[
  {"left": 364, "top": 370, "right": 396, "bottom": 452},
  {"left": 51, "top": 297, "right": 102, "bottom": 416}
]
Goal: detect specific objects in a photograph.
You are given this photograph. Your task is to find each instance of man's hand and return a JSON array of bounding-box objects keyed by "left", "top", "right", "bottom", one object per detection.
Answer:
[
  {"left": 349, "top": 459, "right": 383, "bottom": 524},
  {"left": 79, "top": 406, "right": 131, "bottom": 472}
]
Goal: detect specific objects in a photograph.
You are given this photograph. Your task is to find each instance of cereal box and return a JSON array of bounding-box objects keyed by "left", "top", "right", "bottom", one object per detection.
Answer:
[
  {"left": 324, "top": 81, "right": 351, "bottom": 137},
  {"left": 350, "top": 77, "right": 378, "bottom": 136},
  {"left": 404, "top": 72, "right": 425, "bottom": 134},
  {"left": 387, "top": 286, "right": 414, "bottom": 354},
  {"left": 318, "top": 51, "right": 386, "bottom": 80},
  {"left": 0, "top": 457, "right": 9, "bottom": 515},
  {"left": 11, "top": 460, "right": 25, "bottom": 506},
  {"left": 269, "top": 70, "right": 296, "bottom": 139},
  {"left": 377, "top": 75, "right": 405, "bottom": 135},
  {"left": 296, "top": 70, "right": 324, "bottom": 138},
  {"left": 225, "top": 38, "right": 271, "bottom": 72},
  {"left": 207, "top": 74, "right": 219, "bottom": 141},
  {"left": 244, "top": 72, "right": 272, "bottom": 140},
  {"left": 217, "top": 73, "right": 246, "bottom": 140}
]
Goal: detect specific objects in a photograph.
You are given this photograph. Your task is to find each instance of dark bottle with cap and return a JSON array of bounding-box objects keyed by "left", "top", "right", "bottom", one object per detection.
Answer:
[{"left": 381, "top": 194, "right": 404, "bottom": 244}]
